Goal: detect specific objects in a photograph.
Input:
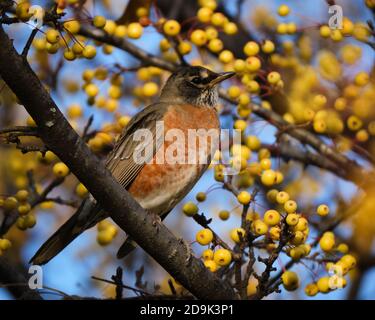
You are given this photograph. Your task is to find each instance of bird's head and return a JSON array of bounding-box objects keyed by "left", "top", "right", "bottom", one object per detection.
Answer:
[{"left": 160, "top": 66, "right": 235, "bottom": 107}]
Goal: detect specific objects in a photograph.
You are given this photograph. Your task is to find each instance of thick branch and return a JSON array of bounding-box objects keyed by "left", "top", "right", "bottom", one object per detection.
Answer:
[{"left": 0, "top": 26, "right": 236, "bottom": 300}]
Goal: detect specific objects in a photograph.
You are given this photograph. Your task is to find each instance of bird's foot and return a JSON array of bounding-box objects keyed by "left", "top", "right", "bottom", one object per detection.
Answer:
[
  {"left": 151, "top": 213, "right": 162, "bottom": 232},
  {"left": 179, "top": 238, "right": 193, "bottom": 266}
]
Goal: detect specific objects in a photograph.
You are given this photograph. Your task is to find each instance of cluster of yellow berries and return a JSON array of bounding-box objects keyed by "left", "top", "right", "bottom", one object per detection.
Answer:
[
  {"left": 304, "top": 254, "right": 356, "bottom": 296},
  {"left": 0, "top": 189, "right": 37, "bottom": 231},
  {"left": 80, "top": 67, "right": 124, "bottom": 112},
  {"left": 32, "top": 25, "right": 97, "bottom": 60},
  {"left": 96, "top": 220, "right": 118, "bottom": 246},
  {"left": 201, "top": 248, "right": 232, "bottom": 272}
]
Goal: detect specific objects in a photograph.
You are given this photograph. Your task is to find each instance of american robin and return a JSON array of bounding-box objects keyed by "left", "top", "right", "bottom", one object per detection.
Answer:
[{"left": 30, "top": 66, "right": 235, "bottom": 265}]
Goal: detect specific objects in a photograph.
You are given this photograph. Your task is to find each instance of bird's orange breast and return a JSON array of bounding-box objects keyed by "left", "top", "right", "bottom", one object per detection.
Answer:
[{"left": 128, "top": 104, "right": 220, "bottom": 214}]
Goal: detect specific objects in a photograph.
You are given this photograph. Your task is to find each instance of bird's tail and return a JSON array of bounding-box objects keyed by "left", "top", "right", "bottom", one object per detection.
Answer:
[
  {"left": 116, "top": 210, "right": 171, "bottom": 259},
  {"left": 30, "top": 198, "right": 103, "bottom": 265},
  {"left": 116, "top": 236, "right": 137, "bottom": 259}
]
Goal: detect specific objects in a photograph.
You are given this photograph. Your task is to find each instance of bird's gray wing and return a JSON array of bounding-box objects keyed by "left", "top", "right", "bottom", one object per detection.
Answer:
[{"left": 105, "top": 102, "right": 169, "bottom": 189}]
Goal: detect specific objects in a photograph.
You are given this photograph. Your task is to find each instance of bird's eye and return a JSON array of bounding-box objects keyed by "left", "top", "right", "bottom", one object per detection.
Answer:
[{"left": 191, "top": 77, "right": 202, "bottom": 84}]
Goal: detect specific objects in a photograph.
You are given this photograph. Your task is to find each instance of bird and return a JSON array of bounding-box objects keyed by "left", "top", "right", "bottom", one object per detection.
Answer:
[{"left": 30, "top": 65, "right": 235, "bottom": 265}]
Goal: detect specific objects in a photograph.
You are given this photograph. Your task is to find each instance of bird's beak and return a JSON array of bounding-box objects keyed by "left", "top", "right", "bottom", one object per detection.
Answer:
[{"left": 209, "top": 72, "right": 236, "bottom": 87}]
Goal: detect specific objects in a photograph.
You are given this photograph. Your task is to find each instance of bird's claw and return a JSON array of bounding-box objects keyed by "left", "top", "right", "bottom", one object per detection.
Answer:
[
  {"left": 151, "top": 213, "right": 162, "bottom": 232},
  {"left": 179, "top": 238, "right": 193, "bottom": 266}
]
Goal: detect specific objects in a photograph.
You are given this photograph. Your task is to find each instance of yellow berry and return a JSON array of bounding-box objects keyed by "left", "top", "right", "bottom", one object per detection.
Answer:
[
  {"left": 281, "top": 271, "right": 299, "bottom": 291},
  {"left": 287, "top": 22, "right": 297, "bottom": 34},
  {"left": 246, "top": 56, "right": 261, "bottom": 72},
  {"left": 267, "top": 71, "right": 281, "bottom": 84},
  {"left": 317, "top": 277, "right": 331, "bottom": 293},
  {"left": 114, "top": 25, "right": 127, "bottom": 37},
  {"left": 85, "top": 83, "right": 99, "bottom": 97},
  {"left": 260, "top": 158, "right": 271, "bottom": 170},
  {"left": 127, "top": 22, "right": 143, "bottom": 39},
  {"left": 269, "top": 226, "right": 281, "bottom": 240},
  {"left": 82, "top": 45, "right": 97, "bottom": 59},
  {"left": 218, "top": 210, "right": 230, "bottom": 221},
  {"left": 330, "top": 29, "right": 343, "bottom": 42},
  {"left": 205, "top": 26, "right": 218, "bottom": 40},
  {"left": 264, "top": 210, "right": 281, "bottom": 226},
  {"left": 207, "top": 38, "right": 223, "bottom": 53},
  {"left": 320, "top": 25, "right": 331, "bottom": 38},
  {"left": 319, "top": 234, "right": 335, "bottom": 252},
  {"left": 278, "top": 4, "right": 290, "bottom": 17},
  {"left": 196, "top": 228, "right": 214, "bottom": 245},
  {"left": 305, "top": 283, "right": 319, "bottom": 296},
  {"left": 286, "top": 213, "right": 300, "bottom": 226},
  {"left": 211, "top": 12, "right": 226, "bottom": 27},
  {"left": 97, "top": 230, "right": 114, "bottom": 246},
  {"left": 224, "top": 22, "right": 238, "bottom": 35},
  {"left": 313, "top": 119, "right": 327, "bottom": 133},
  {"left": 219, "top": 50, "right": 234, "bottom": 64},
  {"left": 213, "top": 248, "right": 232, "bottom": 266},
  {"left": 317, "top": 204, "right": 330, "bottom": 217},
  {"left": 202, "top": 249, "right": 214, "bottom": 260},
  {"left": 63, "top": 20, "right": 81, "bottom": 34},
  {"left": 253, "top": 220, "right": 268, "bottom": 235},
  {"left": 76, "top": 183, "right": 88, "bottom": 198},
  {"left": 341, "top": 254, "right": 356, "bottom": 269},
  {"left": 4, "top": 197, "right": 18, "bottom": 211},
  {"left": 230, "top": 228, "right": 246, "bottom": 243},
  {"left": 142, "top": 82, "right": 159, "bottom": 97},
  {"left": 195, "top": 192, "right": 206, "bottom": 202},
  {"left": 266, "top": 189, "right": 279, "bottom": 203},
  {"left": 354, "top": 71, "right": 369, "bottom": 86},
  {"left": 284, "top": 200, "right": 297, "bottom": 213},
  {"left": 182, "top": 202, "right": 198, "bottom": 216},
  {"left": 18, "top": 203, "right": 31, "bottom": 216},
  {"left": 16, "top": 216, "right": 28, "bottom": 230},
  {"left": 261, "top": 169, "right": 276, "bottom": 186},
  {"left": 243, "top": 41, "right": 259, "bottom": 56},
  {"left": 246, "top": 136, "right": 261, "bottom": 150},
  {"left": 337, "top": 243, "right": 349, "bottom": 254},
  {"left": 67, "top": 104, "right": 82, "bottom": 119},
  {"left": 204, "top": 259, "right": 218, "bottom": 272},
  {"left": 276, "top": 191, "right": 289, "bottom": 204},
  {"left": 347, "top": 115, "right": 363, "bottom": 131},
  {"left": 46, "top": 29, "right": 60, "bottom": 44},
  {"left": 289, "top": 247, "right": 305, "bottom": 261},
  {"left": 0, "top": 239, "right": 12, "bottom": 250},
  {"left": 237, "top": 191, "right": 251, "bottom": 205},
  {"left": 197, "top": 7, "right": 212, "bottom": 23},
  {"left": 93, "top": 15, "right": 106, "bottom": 28},
  {"left": 53, "top": 162, "right": 70, "bottom": 178},
  {"left": 334, "top": 97, "right": 347, "bottom": 111},
  {"left": 63, "top": 49, "right": 76, "bottom": 61},
  {"left": 178, "top": 41, "right": 192, "bottom": 55},
  {"left": 262, "top": 40, "right": 275, "bottom": 54},
  {"left": 277, "top": 23, "right": 288, "bottom": 34},
  {"left": 163, "top": 20, "right": 181, "bottom": 36},
  {"left": 293, "top": 217, "right": 308, "bottom": 232},
  {"left": 16, "top": 190, "right": 29, "bottom": 202},
  {"left": 190, "top": 29, "right": 207, "bottom": 46}
]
